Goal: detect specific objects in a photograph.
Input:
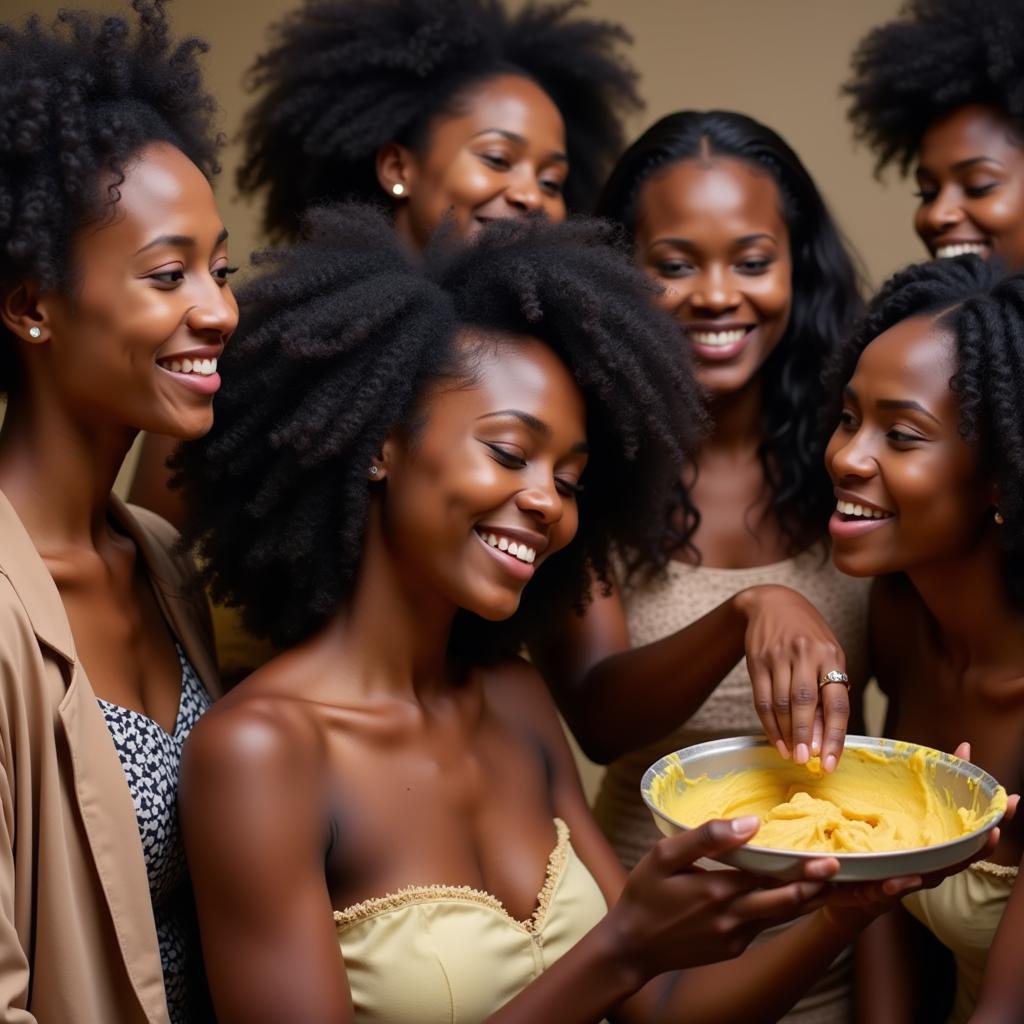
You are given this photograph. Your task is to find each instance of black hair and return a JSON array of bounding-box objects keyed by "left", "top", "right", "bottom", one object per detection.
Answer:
[
  {"left": 845, "top": 0, "right": 1024, "bottom": 177},
  {"left": 0, "top": 0, "right": 221, "bottom": 391},
  {"left": 597, "top": 110, "right": 864, "bottom": 563},
  {"left": 824, "top": 255, "right": 1024, "bottom": 606},
  {"left": 237, "top": 0, "right": 640, "bottom": 240},
  {"left": 173, "top": 206, "right": 704, "bottom": 656}
]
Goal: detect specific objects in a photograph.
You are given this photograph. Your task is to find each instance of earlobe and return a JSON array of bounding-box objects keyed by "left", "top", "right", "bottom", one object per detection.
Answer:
[
  {"left": 1, "top": 283, "right": 50, "bottom": 343},
  {"left": 376, "top": 142, "right": 414, "bottom": 202}
]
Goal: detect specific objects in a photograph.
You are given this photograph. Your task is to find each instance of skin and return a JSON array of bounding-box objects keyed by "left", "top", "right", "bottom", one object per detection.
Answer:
[
  {"left": 180, "top": 335, "right": 940, "bottom": 1024},
  {"left": 131, "top": 72, "right": 568, "bottom": 530},
  {"left": 0, "top": 140, "right": 236, "bottom": 721},
  {"left": 825, "top": 317, "right": 1024, "bottom": 1023},
  {"left": 915, "top": 104, "right": 1024, "bottom": 270},
  {"left": 535, "top": 156, "right": 851, "bottom": 772}
]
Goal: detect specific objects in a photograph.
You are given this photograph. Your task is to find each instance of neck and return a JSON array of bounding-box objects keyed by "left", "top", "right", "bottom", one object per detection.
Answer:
[
  {"left": 316, "top": 502, "right": 459, "bottom": 702},
  {"left": 0, "top": 385, "right": 135, "bottom": 550},
  {"left": 702, "top": 375, "right": 764, "bottom": 457},
  {"left": 907, "top": 534, "right": 1024, "bottom": 671}
]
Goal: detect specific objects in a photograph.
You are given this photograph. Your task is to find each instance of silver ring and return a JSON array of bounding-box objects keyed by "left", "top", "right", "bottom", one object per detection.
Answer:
[{"left": 818, "top": 669, "right": 850, "bottom": 690}]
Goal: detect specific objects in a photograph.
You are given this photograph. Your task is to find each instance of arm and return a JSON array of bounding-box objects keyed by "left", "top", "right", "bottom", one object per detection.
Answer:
[
  {"left": 179, "top": 703, "right": 354, "bottom": 1024},
  {"left": 531, "top": 578, "right": 851, "bottom": 770},
  {"left": 127, "top": 434, "right": 185, "bottom": 528}
]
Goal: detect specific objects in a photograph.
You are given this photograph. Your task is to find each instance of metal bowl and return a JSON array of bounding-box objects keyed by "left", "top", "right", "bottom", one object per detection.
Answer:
[{"left": 641, "top": 735, "right": 1007, "bottom": 881}]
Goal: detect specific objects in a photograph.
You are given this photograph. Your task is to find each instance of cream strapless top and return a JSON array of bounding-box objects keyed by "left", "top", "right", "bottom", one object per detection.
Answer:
[
  {"left": 333, "top": 819, "right": 608, "bottom": 1024},
  {"left": 903, "top": 860, "right": 1018, "bottom": 1024}
]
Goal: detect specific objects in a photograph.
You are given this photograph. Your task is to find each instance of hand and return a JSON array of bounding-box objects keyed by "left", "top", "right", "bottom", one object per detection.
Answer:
[
  {"left": 735, "top": 585, "right": 850, "bottom": 772},
  {"left": 605, "top": 817, "right": 839, "bottom": 981}
]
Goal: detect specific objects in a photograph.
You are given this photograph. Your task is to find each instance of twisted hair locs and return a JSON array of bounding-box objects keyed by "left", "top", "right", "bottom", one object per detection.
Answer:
[
  {"left": 174, "top": 207, "right": 705, "bottom": 656},
  {"left": 823, "top": 255, "right": 1024, "bottom": 607}
]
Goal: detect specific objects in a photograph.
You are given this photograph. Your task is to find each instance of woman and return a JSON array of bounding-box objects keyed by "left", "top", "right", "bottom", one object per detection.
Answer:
[
  {"left": 846, "top": 0, "right": 1024, "bottom": 270},
  {"left": 824, "top": 256, "right": 1024, "bottom": 1023},
  {"left": 0, "top": 4, "right": 237, "bottom": 1021},
  {"left": 174, "top": 207, "right": 933, "bottom": 1024},
  {"left": 530, "top": 110, "right": 869, "bottom": 1024}
]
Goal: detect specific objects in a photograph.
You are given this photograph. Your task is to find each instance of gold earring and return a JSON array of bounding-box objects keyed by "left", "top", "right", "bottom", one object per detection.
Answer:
[
  {"left": 994, "top": 508, "right": 1005, "bottom": 525},
  {"left": 391, "top": 183, "right": 406, "bottom": 197}
]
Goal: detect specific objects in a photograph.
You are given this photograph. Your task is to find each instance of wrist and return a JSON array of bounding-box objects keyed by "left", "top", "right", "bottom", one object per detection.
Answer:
[
  {"left": 732, "top": 584, "right": 784, "bottom": 619},
  {"left": 593, "top": 910, "right": 651, "bottom": 1002}
]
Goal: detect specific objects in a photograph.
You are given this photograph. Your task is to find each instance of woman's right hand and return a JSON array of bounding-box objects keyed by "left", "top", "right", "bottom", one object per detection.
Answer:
[{"left": 603, "top": 816, "right": 836, "bottom": 981}]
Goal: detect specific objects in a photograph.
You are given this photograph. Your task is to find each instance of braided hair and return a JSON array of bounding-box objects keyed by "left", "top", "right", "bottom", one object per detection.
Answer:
[
  {"left": 237, "top": 0, "right": 640, "bottom": 240},
  {"left": 824, "top": 255, "right": 1024, "bottom": 606},
  {"left": 173, "top": 206, "right": 705, "bottom": 656}
]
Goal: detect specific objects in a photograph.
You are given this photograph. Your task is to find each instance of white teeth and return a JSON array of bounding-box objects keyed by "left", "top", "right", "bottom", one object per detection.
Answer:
[
  {"left": 936, "top": 243, "right": 987, "bottom": 259},
  {"left": 170, "top": 360, "right": 182, "bottom": 373},
  {"left": 161, "top": 356, "right": 218, "bottom": 376},
  {"left": 688, "top": 328, "right": 747, "bottom": 347},
  {"left": 480, "top": 530, "right": 536, "bottom": 564},
  {"left": 836, "top": 499, "right": 890, "bottom": 519},
  {"left": 182, "top": 358, "right": 193, "bottom": 373}
]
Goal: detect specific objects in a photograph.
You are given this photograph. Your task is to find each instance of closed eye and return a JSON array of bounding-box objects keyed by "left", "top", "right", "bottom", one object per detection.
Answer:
[{"left": 484, "top": 442, "right": 527, "bottom": 468}]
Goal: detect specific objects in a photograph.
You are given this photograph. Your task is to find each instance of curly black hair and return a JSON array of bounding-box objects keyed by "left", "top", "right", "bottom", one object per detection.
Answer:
[
  {"left": 0, "top": 0, "right": 221, "bottom": 391},
  {"left": 237, "top": 0, "right": 640, "bottom": 241},
  {"left": 845, "top": 0, "right": 1024, "bottom": 177},
  {"left": 824, "top": 255, "right": 1024, "bottom": 606},
  {"left": 173, "top": 205, "right": 704, "bottom": 656},
  {"left": 597, "top": 110, "right": 864, "bottom": 563}
]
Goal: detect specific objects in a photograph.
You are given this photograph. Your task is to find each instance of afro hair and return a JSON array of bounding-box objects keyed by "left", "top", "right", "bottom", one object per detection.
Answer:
[
  {"left": 845, "top": 0, "right": 1024, "bottom": 176},
  {"left": 824, "top": 255, "right": 1024, "bottom": 606},
  {"left": 0, "top": 0, "right": 221, "bottom": 389},
  {"left": 237, "top": 0, "right": 640, "bottom": 240},
  {"left": 173, "top": 206, "right": 704, "bottom": 657}
]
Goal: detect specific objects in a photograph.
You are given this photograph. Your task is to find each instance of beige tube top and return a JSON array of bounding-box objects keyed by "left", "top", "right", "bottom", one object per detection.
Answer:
[
  {"left": 596, "top": 548, "right": 870, "bottom": 1024},
  {"left": 903, "top": 860, "right": 1018, "bottom": 1024},
  {"left": 333, "top": 819, "right": 607, "bottom": 1024}
]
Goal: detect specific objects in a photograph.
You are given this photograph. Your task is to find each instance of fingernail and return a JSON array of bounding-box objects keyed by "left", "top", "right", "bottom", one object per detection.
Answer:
[
  {"left": 775, "top": 740, "right": 791, "bottom": 760},
  {"left": 731, "top": 816, "right": 760, "bottom": 835},
  {"left": 811, "top": 739, "right": 821, "bottom": 755},
  {"left": 824, "top": 754, "right": 837, "bottom": 773},
  {"left": 795, "top": 744, "right": 809, "bottom": 764}
]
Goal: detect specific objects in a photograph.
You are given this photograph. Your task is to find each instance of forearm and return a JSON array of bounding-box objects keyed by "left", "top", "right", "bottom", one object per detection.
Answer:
[
  {"left": 854, "top": 910, "right": 916, "bottom": 1024},
  {"left": 630, "top": 908, "right": 866, "bottom": 1024},
  {"left": 557, "top": 593, "right": 750, "bottom": 764}
]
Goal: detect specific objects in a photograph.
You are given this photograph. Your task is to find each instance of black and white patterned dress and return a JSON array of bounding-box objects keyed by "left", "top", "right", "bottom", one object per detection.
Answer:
[{"left": 98, "top": 644, "right": 213, "bottom": 1024}]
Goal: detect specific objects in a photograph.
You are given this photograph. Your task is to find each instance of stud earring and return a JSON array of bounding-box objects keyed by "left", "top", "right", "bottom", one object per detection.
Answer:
[
  {"left": 369, "top": 465, "right": 380, "bottom": 476},
  {"left": 391, "top": 183, "right": 406, "bottom": 197},
  {"left": 995, "top": 508, "right": 1005, "bottom": 525},
  {"left": 28, "top": 326, "right": 41, "bottom": 338}
]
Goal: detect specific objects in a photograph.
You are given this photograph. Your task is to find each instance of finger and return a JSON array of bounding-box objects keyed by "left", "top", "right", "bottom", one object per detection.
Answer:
[
  {"left": 771, "top": 661, "right": 795, "bottom": 754},
  {"left": 749, "top": 660, "right": 788, "bottom": 758},
  {"left": 788, "top": 651, "right": 820, "bottom": 765},
  {"left": 730, "top": 879, "right": 827, "bottom": 923},
  {"left": 1004, "top": 794, "right": 1019, "bottom": 824},
  {"left": 811, "top": 706, "right": 824, "bottom": 759},
  {"left": 819, "top": 673, "right": 851, "bottom": 773},
  {"left": 657, "top": 817, "right": 762, "bottom": 873},
  {"left": 953, "top": 741, "right": 971, "bottom": 761}
]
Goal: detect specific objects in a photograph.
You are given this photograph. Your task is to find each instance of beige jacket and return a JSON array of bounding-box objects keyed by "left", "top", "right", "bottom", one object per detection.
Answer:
[{"left": 0, "top": 491, "right": 221, "bottom": 1024}]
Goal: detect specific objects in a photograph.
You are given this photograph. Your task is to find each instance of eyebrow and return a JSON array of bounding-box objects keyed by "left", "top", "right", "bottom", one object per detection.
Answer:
[
  {"left": 844, "top": 386, "right": 941, "bottom": 424},
  {"left": 917, "top": 156, "right": 1004, "bottom": 177},
  {"left": 646, "top": 232, "right": 776, "bottom": 251},
  {"left": 135, "top": 227, "right": 229, "bottom": 256},
  {"left": 470, "top": 128, "right": 568, "bottom": 164},
  {"left": 477, "top": 409, "right": 588, "bottom": 452}
]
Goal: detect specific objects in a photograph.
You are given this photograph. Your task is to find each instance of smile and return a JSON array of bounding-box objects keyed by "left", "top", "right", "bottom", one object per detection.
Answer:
[
  {"left": 476, "top": 529, "right": 537, "bottom": 564},
  {"left": 835, "top": 499, "right": 893, "bottom": 521},
  {"left": 934, "top": 242, "right": 988, "bottom": 259},
  {"left": 687, "top": 328, "right": 749, "bottom": 347},
  {"left": 157, "top": 356, "right": 218, "bottom": 377}
]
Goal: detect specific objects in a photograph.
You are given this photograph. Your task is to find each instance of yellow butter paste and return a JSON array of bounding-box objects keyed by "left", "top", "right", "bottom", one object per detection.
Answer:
[{"left": 648, "top": 747, "right": 1007, "bottom": 853}]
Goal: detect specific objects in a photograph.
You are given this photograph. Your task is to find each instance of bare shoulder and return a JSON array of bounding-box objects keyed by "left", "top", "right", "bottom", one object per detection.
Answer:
[{"left": 479, "top": 656, "right": 570, "bottom": 751}]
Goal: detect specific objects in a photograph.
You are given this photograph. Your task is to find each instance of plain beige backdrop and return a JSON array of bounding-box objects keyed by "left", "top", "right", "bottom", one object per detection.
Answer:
[{"left": 6, "top": 0, "right": 920, "bottom": 286}]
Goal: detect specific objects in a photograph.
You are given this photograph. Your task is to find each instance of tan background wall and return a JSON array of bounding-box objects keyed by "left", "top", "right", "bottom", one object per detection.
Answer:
[{"left": 8, "top": 0, "right": 918, "bottom": 288}]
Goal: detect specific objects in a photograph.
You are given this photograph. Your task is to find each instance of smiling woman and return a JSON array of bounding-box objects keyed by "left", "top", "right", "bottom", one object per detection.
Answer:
[{"left": 0, "top": 3, "right": 236, "bottom": 1022}]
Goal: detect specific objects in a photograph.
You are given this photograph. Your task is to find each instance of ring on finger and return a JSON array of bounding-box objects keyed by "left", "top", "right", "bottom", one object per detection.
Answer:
[
  {"left": 819, "top": 667, "right": 851, "bottom": 692},
  {"left": 818, "top": 669, "right": 850, "bottom": 690}
]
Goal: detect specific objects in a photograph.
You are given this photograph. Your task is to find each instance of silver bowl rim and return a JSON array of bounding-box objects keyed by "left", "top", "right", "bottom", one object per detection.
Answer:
[{"left": 640, "top": 734, "right": 1006, "bottom": 861}]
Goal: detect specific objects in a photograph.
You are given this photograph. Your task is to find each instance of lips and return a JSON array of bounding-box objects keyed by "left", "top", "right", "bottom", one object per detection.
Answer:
[
  {"left": 933, "top": 240, "right": 989, "bottom": 259},
  {"left": 683, "top": 323, "right": 755, "bottom": 362}
]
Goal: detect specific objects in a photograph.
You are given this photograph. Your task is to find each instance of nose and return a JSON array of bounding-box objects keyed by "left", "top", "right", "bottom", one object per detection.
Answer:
[
  {"left": 827, "top": 423, "right": 876, "bottom": 481},
  {"left": 186, "top": 278, "right": 239, "bottom": 341},
  {"left": 515, "top": 473, "right": 563, "bottom": 525},
  {"left": 922, "top": 184, "right": 965, "bottom": 234},
  {"left": 688, "top": 265, "right": 741, "bottom": 316},
  {"left": 504, "top": 167, "right": 544, "bottom": 214}
]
